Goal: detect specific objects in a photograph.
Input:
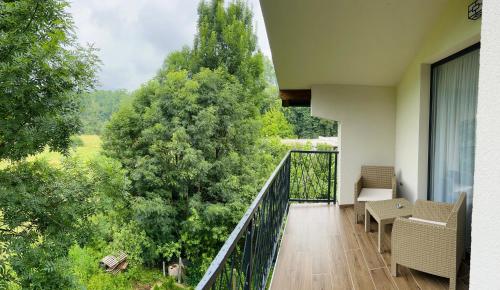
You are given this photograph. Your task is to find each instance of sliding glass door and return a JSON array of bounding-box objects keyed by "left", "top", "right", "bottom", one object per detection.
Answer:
[{"left": 429, "top": 45, "right": 479, "bottom": 250}]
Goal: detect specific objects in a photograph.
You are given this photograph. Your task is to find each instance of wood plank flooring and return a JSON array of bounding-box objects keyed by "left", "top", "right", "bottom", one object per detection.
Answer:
[{"left": 270, "top": 204, "right": 469, "bottom": 290}]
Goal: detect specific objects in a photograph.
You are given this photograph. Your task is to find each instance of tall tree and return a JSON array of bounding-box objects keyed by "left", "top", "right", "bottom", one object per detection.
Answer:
[
  {"left": 103, "top": 0, "right": 269, "bottom": 282},
  {"left": 103, "top": 68, "right": 263, "bottom": 270},
  {"left": 0, "top": 0, "right": 98, "bottom": 288},
  {"left": 192, "top": 0, "right": 262, "bottom": 86},
  {"left": 0, "top": 0, "right": 98, "bottom": 160},
  {"left": 161, "top": 0, "right": 265, "bottom": 106}
]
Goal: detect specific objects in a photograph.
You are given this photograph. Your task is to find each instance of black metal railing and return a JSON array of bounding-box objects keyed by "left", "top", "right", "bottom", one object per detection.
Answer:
[
  {"left": 290, "top": 150, "right": 337, "bottom": 203},
  {"left": 196, "top": 150, "right": 338, "bottom": 290}
]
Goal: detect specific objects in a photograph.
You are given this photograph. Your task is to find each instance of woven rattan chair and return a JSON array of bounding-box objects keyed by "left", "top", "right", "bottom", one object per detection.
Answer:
[
  {"left": 391, "top": 193, "right": 466, "bottom": 290},
  {"left": 354, "top": 166, "right": 396, "bottom": 223}
]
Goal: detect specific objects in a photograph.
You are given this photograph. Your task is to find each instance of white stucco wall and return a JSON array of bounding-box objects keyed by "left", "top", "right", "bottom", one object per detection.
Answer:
[
  {"left": 394, "top": 0, "right": 481, "bottom": 202},
  {"left": 469, "top": 0, "right": 500, "bottom": 287},
  {"left": 311, "top": 85, "right": 396, "bottom": 205}
]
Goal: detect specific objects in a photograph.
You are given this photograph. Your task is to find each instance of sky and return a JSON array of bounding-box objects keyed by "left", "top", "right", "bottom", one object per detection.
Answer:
[{"left": 69, "top": 0, "right": 271, "bottom": 91}]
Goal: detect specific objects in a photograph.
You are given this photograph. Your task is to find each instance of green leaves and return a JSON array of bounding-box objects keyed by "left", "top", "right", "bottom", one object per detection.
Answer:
[
  {"left": 101, "top": 1, "right": 269, "bottom": 280},
  {"left": 283, "top": 107, "right": 338, "bottom": 138},
  {"left": 261, "top": 104, "right": 296, "bottom": 138},
  {"left": 0, "top": 0, "right": 99, "bottom": 160},
  {"left": 0, "top": 159, "right": 96, "bottom": 288}
]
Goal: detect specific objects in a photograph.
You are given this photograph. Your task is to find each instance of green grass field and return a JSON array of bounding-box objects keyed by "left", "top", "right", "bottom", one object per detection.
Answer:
[{"left": 0, "top": 135, "right": 102, "bottom": 169}]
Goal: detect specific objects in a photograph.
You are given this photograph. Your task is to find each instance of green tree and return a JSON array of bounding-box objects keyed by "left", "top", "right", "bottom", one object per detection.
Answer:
[
  {"left": 80, "top": 90, "right": 131, "bottom": 135},
  {"left": 0, "top": 0, "right": 98, "bottom": 288},
  {"left": 260, "top": 57, "right": 338, "bottom": 137},
  {"left": 161, "top": 0, "right": 265, "bottom": 107},
  {"left": 259, "top": 57, "right": 279, "bottom": 113},
  {"left": 0, "top": 160, "right": 95, "bottom": 289},
  {"left": 103, "top": 0, "right": 271, "bottom": 283},
  {"left": 261, "top": 104, "right": 295, "bottom": 138},
  {"left": 283, "top": 107, "right": 338, "bottom": 138},
  {"left": 192, "top": 0, "right": 263, "bottom": 87},
  {"left": 0, "top": 0, "right": 98, "bottom": 160},
  {"left": 103, "top": 68, "right": 262, "bottom": 265}
]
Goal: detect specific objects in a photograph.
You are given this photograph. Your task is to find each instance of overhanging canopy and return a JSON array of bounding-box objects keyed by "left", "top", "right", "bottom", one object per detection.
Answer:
[{"left": 260, "top": 0, "right": 449, "bottom": 105}]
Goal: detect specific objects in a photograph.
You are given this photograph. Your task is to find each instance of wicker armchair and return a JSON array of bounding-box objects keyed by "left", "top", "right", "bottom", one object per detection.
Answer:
[
  {"left": 391, "top": 193, "right": 466, "bottom": 290},
  {"left": 354, "top": 166, "right": 396, "bottom": 223}
]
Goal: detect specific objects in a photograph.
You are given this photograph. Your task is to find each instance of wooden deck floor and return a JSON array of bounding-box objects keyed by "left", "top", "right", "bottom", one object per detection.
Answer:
[{"left": 270, "top": 204, "right": 469, "bottom": 290}]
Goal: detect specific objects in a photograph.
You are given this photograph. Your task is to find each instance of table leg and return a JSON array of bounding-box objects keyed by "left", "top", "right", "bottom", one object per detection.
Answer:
[
  {"left": 378, "top": 221, "right": 384, "bottom": 253},
  {"left": 365, "top": 208, "right": 370, "bottom": 232}
]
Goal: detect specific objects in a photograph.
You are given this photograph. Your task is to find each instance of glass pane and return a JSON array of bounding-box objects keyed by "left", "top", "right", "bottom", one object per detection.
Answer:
[{"left": 429, "top": 48, "right": 479, "bottom": 250}]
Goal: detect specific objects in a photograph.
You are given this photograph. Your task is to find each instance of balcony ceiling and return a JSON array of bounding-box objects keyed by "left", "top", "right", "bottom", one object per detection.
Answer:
[{"left": 260, "top": 0, "right": 449, "bottom": 89}]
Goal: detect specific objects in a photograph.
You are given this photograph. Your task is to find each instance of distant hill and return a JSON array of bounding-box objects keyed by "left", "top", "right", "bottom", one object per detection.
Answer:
[{"left": 80, "top": 89, "right": 131, "bottom": 134}]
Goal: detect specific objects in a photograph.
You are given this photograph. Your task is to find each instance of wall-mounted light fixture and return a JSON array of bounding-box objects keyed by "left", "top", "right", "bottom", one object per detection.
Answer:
[{"left": 468, "top": 0, "right": 482, "bottom": 20}]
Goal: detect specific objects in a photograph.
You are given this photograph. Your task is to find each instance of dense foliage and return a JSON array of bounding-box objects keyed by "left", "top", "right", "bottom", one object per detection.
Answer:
[
  {"left": 261, "top": 102, "right": 295, "bottom": 138},
  {"left": 104, "top": 68, "right": 265, "bottom": 270},
  {"left": 0, "top": 0, "right": 98, "bottom": 160},
  {"left": 66, "top": 155, "right": 183, "bottom": 290},
  {"left": 0, "top": 159, "right": 95, "bottom": 289},
  {"left": 80, "top": 90, "right": 131, "bottom": 134},
  {"left": 102, "top": 0, "right": 285, "bottom": 283},
  {"left": 0, "top": 0, "right": 101, "bottom": 288},
  {"left": 284, "top": 107, "right": 338, "bottom": 138},
  {"left": 262, "top": 59, "right": 337, "bottom": 138}
]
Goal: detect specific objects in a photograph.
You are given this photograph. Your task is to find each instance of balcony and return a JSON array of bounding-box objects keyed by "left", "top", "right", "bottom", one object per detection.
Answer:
[{"left": 196, "top": 151, "right": 467, "bottom": 290}]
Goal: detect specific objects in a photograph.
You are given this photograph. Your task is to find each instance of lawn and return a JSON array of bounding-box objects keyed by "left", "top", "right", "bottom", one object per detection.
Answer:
[
  {"left": 0, "top": 135, "right": 102, "bottom": 169},
  {"left": 70, "top": 135, "right": 102, "bottom": 160}
]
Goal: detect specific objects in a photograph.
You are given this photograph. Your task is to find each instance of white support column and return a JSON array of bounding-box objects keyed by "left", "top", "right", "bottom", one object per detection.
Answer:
[
  {"left": 311, "top": 85, "right": 396, "bottom": 205},
  {"left": 470, "top": 0, "right": 500, "bottom": 288}
]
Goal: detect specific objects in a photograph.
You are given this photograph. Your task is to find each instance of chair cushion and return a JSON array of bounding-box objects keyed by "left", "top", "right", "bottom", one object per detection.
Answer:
[
  {"left": 409, "top": 217, "right": 447, "bottom": 226},
  {"left": 357, "top": 188, "right": 392, "bottom": 202}
]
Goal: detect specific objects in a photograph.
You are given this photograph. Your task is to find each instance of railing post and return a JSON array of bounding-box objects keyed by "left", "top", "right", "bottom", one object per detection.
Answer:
[
  {"left": 243, "top": 221, "right": 253, "bottom": 290},
  {"left": 327, "top": 152, "right": 332, "bottom": 204},
  {"left": 333, "top": 152, "right": 338, "bottom": 204},
  {"left": 287, "top": 153, "right": 291, "bottom": 202}
]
